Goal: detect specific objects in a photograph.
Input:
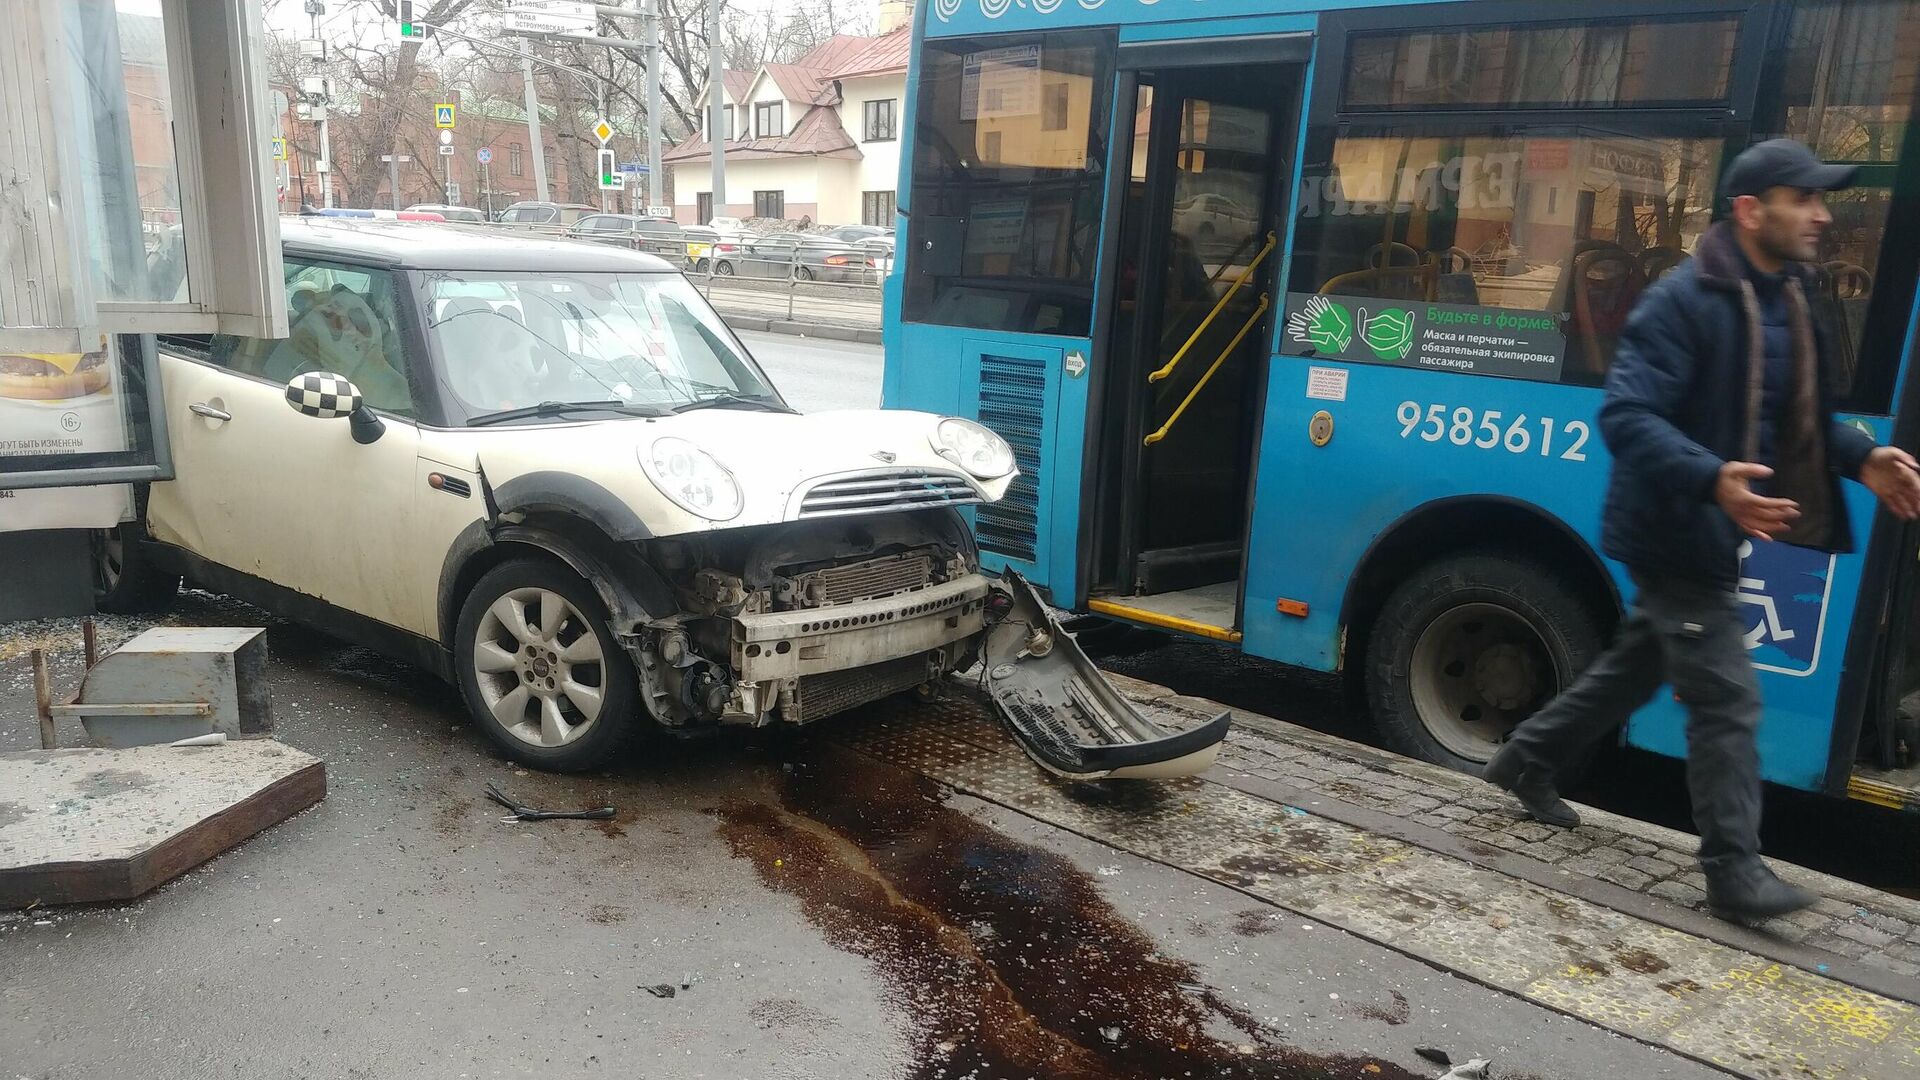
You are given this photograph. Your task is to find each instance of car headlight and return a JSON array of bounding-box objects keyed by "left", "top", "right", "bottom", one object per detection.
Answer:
[
  {"left": 933, "top": 417, "right": 1016, "bottom": 479},
  {"left": 640, "top": 437, "right": 744, "bottom": 520}
]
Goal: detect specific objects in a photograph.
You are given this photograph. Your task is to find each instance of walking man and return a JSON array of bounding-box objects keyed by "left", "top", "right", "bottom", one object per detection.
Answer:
[{"left": 1484, "top": 139, "right": 1920, "bottom": 922}]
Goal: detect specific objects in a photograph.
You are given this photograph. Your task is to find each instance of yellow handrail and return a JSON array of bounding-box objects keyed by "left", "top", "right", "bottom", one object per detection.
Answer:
[
  {"left": 1144, "top": 293, "right": 1270, "bottom": 447},
  {"left": 1148, "top": 231, "right": 1278, "bottom": 385}
]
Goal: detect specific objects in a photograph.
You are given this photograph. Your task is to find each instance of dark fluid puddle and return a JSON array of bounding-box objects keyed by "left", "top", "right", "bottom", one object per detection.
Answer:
[{"left": 715, "top": 745, "right": 1423, "bottom": 1080}]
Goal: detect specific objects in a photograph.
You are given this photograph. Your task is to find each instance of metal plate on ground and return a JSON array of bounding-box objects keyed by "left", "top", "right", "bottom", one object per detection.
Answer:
[{"left": 0, "top": 741, "right": 324, "bottom": 908}]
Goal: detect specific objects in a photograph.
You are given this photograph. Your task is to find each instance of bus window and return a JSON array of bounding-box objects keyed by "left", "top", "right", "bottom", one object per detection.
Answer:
[
  {"left": 1290, "top": 132, "right": 1724, "bottom": 384},
  {"left": 1761, "top": 0, "right": 1920, "bottom": 413},
  {"left": 1344, "top": 17, "right": 1739, "bottom": 111},
  {"left": 901, "top": 32, "right": 1116, "bottom": 337}
]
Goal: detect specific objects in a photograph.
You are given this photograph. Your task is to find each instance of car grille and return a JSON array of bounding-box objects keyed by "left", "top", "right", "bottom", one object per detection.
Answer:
[
  {"left": 791, "top": 552, "right": 935, "bottom": 608},
  {"left": 796, "top": 468, "right": 980, "bottom": 519}
]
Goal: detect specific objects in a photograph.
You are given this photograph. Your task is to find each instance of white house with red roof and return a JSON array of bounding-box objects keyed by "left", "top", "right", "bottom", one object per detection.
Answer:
[{"left": 665, "top": 8, "right": 912, "bottom": 228}]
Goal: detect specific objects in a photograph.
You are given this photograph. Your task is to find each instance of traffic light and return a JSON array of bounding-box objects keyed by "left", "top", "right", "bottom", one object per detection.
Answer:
[
  {"left": 599, "top": 148, "right": 622, "bottom": 191},
  {"left": 397, "top": 1, "right": 426, "bottom": 39}
]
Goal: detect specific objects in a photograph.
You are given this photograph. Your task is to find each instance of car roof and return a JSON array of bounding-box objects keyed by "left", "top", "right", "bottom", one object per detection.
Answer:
[{"left": 281, "top": 217, "right": 675, "bottom": 272}]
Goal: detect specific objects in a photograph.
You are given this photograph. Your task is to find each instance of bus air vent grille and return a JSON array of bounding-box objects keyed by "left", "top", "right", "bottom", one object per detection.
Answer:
[{"left": 975, "top": 352, "right": 1044, "bottom": 563}]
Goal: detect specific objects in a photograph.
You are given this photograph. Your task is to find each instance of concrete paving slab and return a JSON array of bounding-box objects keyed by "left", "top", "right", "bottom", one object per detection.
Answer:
[{"left": 0, "top": 740, "right": 324, "bottom": 908}]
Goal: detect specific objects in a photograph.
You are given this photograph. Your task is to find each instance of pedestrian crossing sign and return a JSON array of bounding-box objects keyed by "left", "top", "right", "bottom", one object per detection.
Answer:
[
  {"left": 435, "top": 104, "right": 455, "bottom": 129},
  {"left": 271, "top": 136, "right": 287, "bottom": 161}
]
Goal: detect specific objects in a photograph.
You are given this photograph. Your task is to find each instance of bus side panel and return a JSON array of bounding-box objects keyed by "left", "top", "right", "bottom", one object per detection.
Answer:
[
  {"left": 1241, "top": 361, "right": 1612, "bottom": 669},
  {"left": 884, "top": 322, "right": 1088, "bottom": 605},
  {"left": 1624, "top": 446, "right": 1883, "bottom": 792}
]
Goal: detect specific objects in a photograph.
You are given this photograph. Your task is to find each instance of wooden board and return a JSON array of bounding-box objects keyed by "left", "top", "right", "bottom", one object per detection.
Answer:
[{"left": 0, "top": 741, "right": 325, "bottom": 908}]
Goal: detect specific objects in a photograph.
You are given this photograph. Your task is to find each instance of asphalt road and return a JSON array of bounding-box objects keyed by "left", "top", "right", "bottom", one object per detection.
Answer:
[
  {"left": 0, "top": 600, "right": 1719, "bottom": 1080},
  {"left": 739, "top": 328, "right": 883, "bottom": 413}
]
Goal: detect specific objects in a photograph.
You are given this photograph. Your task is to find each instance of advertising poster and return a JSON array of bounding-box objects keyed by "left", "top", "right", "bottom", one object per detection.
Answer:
[
  {"left": 0, "top": 334, "right": 135, "bottom": 532},
  {"left": 962, "top": 44, "right": 1041, "bottom": 122}
]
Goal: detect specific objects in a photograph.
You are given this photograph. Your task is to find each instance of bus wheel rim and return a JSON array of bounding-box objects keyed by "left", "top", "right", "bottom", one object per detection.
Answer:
[{"left": 1408, "top": 601, "right": 1553, "bottom": 763}]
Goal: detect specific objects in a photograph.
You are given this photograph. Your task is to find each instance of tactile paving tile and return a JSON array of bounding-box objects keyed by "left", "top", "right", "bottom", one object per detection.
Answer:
[{"left": 830, "top": 696, "right": 1920, "bottom": 1079}]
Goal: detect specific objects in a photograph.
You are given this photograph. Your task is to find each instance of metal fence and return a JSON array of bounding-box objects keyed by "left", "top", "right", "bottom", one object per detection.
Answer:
[{"left": 477, "top": 221, "right": 884, "bottom": 331}]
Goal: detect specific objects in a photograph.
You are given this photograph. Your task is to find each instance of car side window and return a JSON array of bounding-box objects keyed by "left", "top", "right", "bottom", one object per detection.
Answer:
[{"left": 208, "top": 257, "right": 417, "bottom": 417}]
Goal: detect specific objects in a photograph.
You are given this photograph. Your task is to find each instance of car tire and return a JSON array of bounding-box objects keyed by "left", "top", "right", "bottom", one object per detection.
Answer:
[
  {"left": 794, "top": 265, "right": 814, "bottom": 282},
  {"left": 714, "top": 260, "right": 735, "bottom": 276},
  {"left": 454, "top": 557, "right": 643, "bottom": 772},
  {"left": 1366, "top": 551, "right": 1607, "bottom": 774},
  {"left": 90, "top": 524, "right": 180, "bottom": 614}
]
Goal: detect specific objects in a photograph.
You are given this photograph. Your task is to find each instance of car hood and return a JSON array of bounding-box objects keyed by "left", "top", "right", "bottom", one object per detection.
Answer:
[{"left": 458, "top": 408, "right": 1016, "bottom": 540}]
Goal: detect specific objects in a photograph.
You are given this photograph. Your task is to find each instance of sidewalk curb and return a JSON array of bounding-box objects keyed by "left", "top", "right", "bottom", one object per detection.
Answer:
[
  {"left": 723, "top": 313, "right": 882, "bottom": 346},
  {"left": 1104, "top": 670, "right": 1920, "bottom": 926}
]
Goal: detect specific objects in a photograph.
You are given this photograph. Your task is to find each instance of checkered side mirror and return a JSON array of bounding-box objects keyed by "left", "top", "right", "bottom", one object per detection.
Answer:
[{"left": 284, "top": 371, "right": 364, "bottom": 419}]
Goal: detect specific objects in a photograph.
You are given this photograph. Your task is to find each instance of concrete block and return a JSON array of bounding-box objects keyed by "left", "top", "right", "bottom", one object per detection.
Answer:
[{"left": 75, "top": 627, "right": 272, "bottom": 747}]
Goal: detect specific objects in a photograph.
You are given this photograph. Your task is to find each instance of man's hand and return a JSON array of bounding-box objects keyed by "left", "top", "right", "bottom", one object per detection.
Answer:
[
  {"left": 1716, "top": 462, "right": 1801, "bottom": 541},
  {"left": 1861, "top": 446, "right": 1920, "bottom": 520}
]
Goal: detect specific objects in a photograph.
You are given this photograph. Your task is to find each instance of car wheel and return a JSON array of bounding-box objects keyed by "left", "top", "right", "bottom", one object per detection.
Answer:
[
  {"left": 714, "top": 260, "right": 735, "bottom": 276},
  {"left": 1366, "top": 552, "right": 1606, "bottom": 773},
  {"left": 794, "top": 265, "right": 814, "bottom": 282},
  {"left": 455, "top": 558, "right": 642, "bottom": 772},
  {"left": 90, "top": 524, "right": 180, "bottom": 614}
]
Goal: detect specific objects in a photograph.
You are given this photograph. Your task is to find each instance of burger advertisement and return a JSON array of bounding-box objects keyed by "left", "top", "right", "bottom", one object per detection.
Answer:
[{"left": 0, "top": 335, "right": 133, "bottom": 534}]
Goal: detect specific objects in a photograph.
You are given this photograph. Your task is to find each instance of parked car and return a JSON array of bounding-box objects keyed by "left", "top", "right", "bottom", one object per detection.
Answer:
[
  {"left": 682, "top": 224, "right": 749, "bottom": 274},
  {"left": 812, "top": 236, "right": 895, "bottom": 284},
  {"left": 568, "top": 213, "right": 686, "bottom": 258},
  {"left": 708, "top": 215, "right": 747, "bottom": 233},
  {"left": 496, "top": 201, "right": 598, "bottom": 228},
  {"left": 737, "top": 232, "right": 818, "bottom": 278},
  {"left": 405, "top": 203, "right": 486, "bottom": 223},
  {"left": 107, "top": 217, "right": 1039, "bottom": 774}
]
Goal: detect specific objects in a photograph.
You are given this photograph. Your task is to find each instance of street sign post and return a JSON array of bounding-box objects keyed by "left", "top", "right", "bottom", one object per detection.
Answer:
[
  {"left": 477, "top": 147, "right": 493, "bottom": 165},
  {"left": 438, "top": 144, "right": 454, "bottom": 156},
  {"left": 645, "top": 205, "right": 673, "bottom": 218},
  {"left": 435, "top": 104, "right": 455, "bottom": 129},
  {"left": 591, "top": 119, "right": 614, "bottom": 145},
  {"left": 271, "top": 136, "right": 287, "bottom": 161}
]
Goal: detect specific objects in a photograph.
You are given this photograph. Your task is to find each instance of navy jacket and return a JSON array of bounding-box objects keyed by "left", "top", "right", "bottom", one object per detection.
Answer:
[{"left": 1598, "top": 223, "right": 1876, "bottom": 585}]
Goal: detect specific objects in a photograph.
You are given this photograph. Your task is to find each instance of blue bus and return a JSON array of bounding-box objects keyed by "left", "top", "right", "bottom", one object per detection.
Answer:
[{"left": 881, "top": 0, "right": 1920, "bottom": 809}]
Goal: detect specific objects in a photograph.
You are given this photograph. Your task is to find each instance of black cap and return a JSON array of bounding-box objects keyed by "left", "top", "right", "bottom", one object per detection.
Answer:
[{"left": 1722, "top": 139, "right": 1858, "bottom": 199}]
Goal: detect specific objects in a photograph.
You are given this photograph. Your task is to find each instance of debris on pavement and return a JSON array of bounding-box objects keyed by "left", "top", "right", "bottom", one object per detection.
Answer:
[
  {"left": 1415, "top": 1046, "right": 1452, "bottom": 1066},
  {"left": 644, "top": 984, "right": 676, "bottom": 998},
  {"left": 1435, "top": 1059, "right": 1491, "bottom": 1079},
  {"left": 483, "top": 781, "right": 616, "bottom": 822}
]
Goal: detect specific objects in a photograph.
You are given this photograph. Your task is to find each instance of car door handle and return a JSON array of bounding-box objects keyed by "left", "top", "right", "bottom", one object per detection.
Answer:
[{"left": 188, "top": 402, "right": 232, "bottom": 422}]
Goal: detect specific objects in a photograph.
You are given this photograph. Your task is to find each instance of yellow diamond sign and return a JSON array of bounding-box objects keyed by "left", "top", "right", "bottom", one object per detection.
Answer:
[{"left": 592, "top": 119, "right": 613, "bottom": 145}]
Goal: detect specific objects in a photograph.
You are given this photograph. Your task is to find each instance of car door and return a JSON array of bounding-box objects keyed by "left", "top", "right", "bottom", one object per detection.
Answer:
[{"left": 147, "top": 255, "right": 429, "bottom": 634}]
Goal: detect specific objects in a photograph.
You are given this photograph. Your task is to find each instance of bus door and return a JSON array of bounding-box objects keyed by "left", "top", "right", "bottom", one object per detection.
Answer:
[{"left": 1088, "top": 54, "right": 1305, "bottom": 643}]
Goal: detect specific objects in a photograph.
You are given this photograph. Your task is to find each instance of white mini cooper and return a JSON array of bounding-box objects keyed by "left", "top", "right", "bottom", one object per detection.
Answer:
[{"left": 102, "top": 219, "right": 1226, "bottom": 777}]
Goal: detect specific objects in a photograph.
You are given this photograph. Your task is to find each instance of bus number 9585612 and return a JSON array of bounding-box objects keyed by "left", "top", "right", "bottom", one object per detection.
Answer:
[{"left": 1396, "top": 401, "right": 1590, "bottom": 462}]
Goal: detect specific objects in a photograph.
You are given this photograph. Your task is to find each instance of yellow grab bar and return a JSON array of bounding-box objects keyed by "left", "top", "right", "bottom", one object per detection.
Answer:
[
  {"left": 1148, "top": 232, "right": 1277, "bottom": 385},
  {"left": 1144, "top": 294, "right": 1270, "bottom": 447}
]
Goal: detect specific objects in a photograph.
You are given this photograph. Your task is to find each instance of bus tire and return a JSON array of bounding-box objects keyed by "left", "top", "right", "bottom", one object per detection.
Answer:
[{"left": 1365, "top": 551, "right": 1606, "bottom": 774}]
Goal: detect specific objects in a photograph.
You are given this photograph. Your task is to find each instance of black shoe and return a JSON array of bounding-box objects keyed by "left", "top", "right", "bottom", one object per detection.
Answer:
[
  {"left": 1482, "top": 744, "right": 1581, "bottom": 828},
  {"left": 1704, "top": 859, "right": 1817, "bottom": 923}
]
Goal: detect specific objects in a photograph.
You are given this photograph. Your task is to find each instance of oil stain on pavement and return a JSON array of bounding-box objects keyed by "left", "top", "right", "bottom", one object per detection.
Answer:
[{"left": 716, "top": 743, "right": 1424, "bottom": 1080}]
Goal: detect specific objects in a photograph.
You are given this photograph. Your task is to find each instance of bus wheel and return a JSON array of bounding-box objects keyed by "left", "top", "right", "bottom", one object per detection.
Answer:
[{"left": 1366, "top": 552, "right": 1605, "bottom": 773}]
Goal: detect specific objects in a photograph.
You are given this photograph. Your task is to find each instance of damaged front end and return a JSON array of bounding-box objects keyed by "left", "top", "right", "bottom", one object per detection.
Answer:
[{"left": 619, "top": 507, "right": 1227, "bottom": 779}]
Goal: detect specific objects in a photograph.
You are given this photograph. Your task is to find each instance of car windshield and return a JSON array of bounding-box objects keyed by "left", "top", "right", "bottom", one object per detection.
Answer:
[{"left": 420, "top": 271, "right": 783, "bottom": 422}]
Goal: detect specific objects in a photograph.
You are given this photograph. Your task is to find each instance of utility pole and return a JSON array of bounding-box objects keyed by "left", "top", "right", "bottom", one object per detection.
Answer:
[
  {"left": 383, "top": 153, "right": 409, "bottom": 209},
  {"left": 523, "top": 52, "right": 550, "bottom": 203},
  {"left": 310, "top": 1, "right": 332, "bottom": 207},
  {"left": 645, "top": 0, "right": 664, "bottom": 212},
  {"left": 708, "top": 0, "right": 724, "bottom": 222}
]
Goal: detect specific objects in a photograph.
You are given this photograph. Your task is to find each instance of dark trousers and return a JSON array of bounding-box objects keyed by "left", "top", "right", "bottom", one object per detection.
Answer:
[{"left": 1502, "top": 570, "right": 1763, "bottom": 869}]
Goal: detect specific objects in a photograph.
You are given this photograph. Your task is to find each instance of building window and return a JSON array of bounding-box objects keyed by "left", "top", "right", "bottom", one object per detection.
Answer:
[
  {"left": 510, "top": 142, "right": 522, "bottom": 177},
  {"left": 724, "top": 104, "right": 735, "bottom": 141},
  {"left": 697, "top": 192, "right": 713, "bottom": 224},
  {"left": 862, "top": 190, "right": 897, "bottom": 226},
  {"left": 863, "top": 98, "right": 897, "bottom": 142},
  {"left": 1041, "top": 83, "right": 1070, "bottom": 132},
  {"left": 754, "top": 101, "right": 784, "bottom": 138},
  {"left": 754, "top": 190, "right": 785, "bottom": 219},
  {"left": 903, "top": 32, "right": 1116, "bottom": 337}
]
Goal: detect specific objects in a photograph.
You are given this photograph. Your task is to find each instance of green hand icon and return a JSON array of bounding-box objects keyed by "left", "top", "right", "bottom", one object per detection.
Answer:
[{"left": 1286, "top": 295, "right": 1354, "bottom": 353}]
